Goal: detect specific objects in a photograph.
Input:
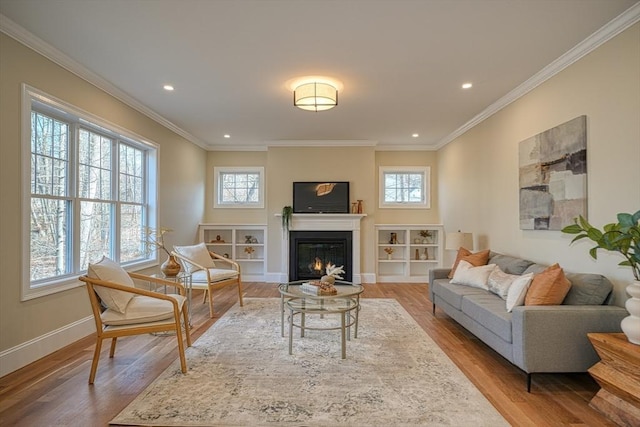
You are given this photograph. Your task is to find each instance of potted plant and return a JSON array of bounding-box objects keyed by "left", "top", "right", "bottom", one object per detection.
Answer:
[
  {"left": 562, "top": 210, "right": 640, "bottom": 344},
  {"left": 282, "top": 205, "right": 293, "bottom": 235},
  {"left": 144, "top": 226, "right": 180, "bottom": 277}
]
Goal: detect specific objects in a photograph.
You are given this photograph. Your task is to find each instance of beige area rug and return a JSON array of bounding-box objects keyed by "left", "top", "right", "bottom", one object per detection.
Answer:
[{"left": 111, "top": 298, "right": 507, "bottom": 426}]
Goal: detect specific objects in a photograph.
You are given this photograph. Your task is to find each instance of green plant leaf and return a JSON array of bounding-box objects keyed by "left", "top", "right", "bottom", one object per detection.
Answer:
[
  {"left": 618, "top": 213, "right": 634, "bottom": 228},
  {"left": 578, "top": 215, "right": 591, "bottom": 230},
  {"left": 589, "top": 247, "right": 598, "bottom": 259},
  {"left": 570, "top": 234, "right": 589, "bottom": 244},
  {"left": 561, "top": 224, "right": 582, "bottom": 234},
  {"left": 586, "top": 228, "right": 602, "bottom": 242}
]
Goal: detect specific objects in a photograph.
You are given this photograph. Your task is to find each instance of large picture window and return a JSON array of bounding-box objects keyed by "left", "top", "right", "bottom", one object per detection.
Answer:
[
  {"left": 213, "top": 167, "right": 265, "bottom": 208},
  {"left": 24, "top": 86, "right": 158, "bottom": 300},
  {"left": 379, "top": 166, "right": 431, "bottom": 209}
]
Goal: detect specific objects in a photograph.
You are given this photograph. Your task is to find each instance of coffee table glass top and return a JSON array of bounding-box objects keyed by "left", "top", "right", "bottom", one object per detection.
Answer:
[{"left": 278, "top": 280, "right": 364, "bottom": 300}]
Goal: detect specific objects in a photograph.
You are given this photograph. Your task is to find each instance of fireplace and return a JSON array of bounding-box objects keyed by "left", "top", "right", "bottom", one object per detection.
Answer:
[
  {"left": 278, "top": 213, "right": 364, "bottom": 284},
  {"left": 289, "top": 231, "right": 353, "bottom": 282}
]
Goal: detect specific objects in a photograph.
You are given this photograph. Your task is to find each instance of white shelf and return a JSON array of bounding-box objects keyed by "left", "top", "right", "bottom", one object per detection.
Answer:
[
  {"left": 375, "top": 224, "right": 443, "bottom": 283},
  {"left": 198, "top": 224, "right": 268, "bottom": 281}
]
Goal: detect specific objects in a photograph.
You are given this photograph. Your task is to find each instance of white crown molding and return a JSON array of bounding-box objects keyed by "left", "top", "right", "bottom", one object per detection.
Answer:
[
  {"left": 266, "top": 140, "right": 378, "bottom": 148},
  {"left": 0, "top": 13, "right": 210, "bottom": 151},
  {"left": 375, "top": 143, "right": 437, "bottom": 152},
  {"left": 435, "top": 3, "right": 640, "bottom": 150}
]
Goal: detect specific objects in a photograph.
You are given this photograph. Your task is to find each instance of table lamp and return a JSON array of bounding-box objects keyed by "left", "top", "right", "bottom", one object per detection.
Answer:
[{"left": 445, "top": 231, "right": 474, "bottom": 252}]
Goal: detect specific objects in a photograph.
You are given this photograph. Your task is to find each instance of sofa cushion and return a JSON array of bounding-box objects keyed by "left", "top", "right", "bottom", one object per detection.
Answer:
[
  {"left": 87, "top": 256, "right": 136, "bottom": 314},
  {"left": 488, "top": 253, "right": 535, "bottom": 275},
  {"left": 525, "top": 264, "right": 572, "bottom": 306},
  {"left": 564, "top": 273, "right": 613, "bottom": 305},
  {"left": 522, "top": 263, "right": 548, "bottom": 275},
  {"left": 506, "top": 273, "right": 534, "bottom": 312},
  {"left": 448, "top": 248, "right": 490, "bottom": 278},
  {"left": 451, "top": 260, "right": 496, "bottom": 290},
  {"left": 431, "top": 279, "right": 487, "bottom": 311},
  {"left": 101, "top": 293, "right": 186, "bottom": 326},
  {"left": 487, "top": 266, "right": 520, "bottom": 300},
  {"left": 461, "top": 294, "right": 513, "bottom": 343}
]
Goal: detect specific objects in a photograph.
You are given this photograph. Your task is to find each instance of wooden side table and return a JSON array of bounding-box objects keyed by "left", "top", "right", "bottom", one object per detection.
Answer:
[{"left": 587, "top": 333, "right": 640, "bottom": 427}]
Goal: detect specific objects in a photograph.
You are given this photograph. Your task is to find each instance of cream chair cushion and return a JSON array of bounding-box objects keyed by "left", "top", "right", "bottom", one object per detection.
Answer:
[
  {"left": 87, "top": 256, "right": 135, "bottom": 314},
  {"left": 174, "top": 242, "right": 216, "bottom": 274},
  {"left": 101, "top": 293, "right": 187, "bottom": 326},
  {"left": 191, "top": 268, "right": 239, "bottom": 285}
]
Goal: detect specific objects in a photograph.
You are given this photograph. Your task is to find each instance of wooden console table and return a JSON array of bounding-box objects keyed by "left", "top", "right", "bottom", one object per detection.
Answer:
[{"left": 587, "top": 333, "right": 640, "bottom": 426}]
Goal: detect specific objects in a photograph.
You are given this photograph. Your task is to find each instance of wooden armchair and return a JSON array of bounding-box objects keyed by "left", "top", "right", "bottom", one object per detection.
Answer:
[
  {"left": 79, "top": 259, "right": 191, "bottom": 384},
  {"left": 172, "top": 242, "right": 244, "bottom": 318}
]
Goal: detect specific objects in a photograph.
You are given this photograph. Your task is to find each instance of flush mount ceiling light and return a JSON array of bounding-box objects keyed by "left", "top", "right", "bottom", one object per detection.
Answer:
[{"left": 293, "top": 81, "right": 338, "bottom": 112}]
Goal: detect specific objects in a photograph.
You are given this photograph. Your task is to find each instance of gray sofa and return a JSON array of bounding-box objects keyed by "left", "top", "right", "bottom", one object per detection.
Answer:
[{"left": 428, "top": 252, "right": 628, "bottom": 391}]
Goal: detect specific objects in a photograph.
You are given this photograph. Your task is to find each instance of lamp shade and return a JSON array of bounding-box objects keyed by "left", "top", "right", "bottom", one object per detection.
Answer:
[
  {"left": 445, "top": 232, "right": 473, "bottom": 251},
  {"left": 294, "top": 82, "right": 338, "bottom": 112}
]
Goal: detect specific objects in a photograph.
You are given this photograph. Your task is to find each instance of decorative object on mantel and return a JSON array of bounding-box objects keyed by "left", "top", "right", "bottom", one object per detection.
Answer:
[
  {"left": 519, "top": 115, "right": 587, "bottom": 230},
  {"left": 357, "top": 199, "right": 363, "bottom": 214},
  {"left": 144, "top": 226, "right": 181, "bottom": 277},
  {"left": 281, "top": 205, "right": 293, "bottom": 236},
  {"left": 351, "top": 202, "right": 358, "bottom": 214},
  {"left": 321, "top": 262, "right": 345, "bottom": 285},
  {"left": 384, "top": 247, "right": 394, "bottom": 260},
  {"left": 562, "top": 210, "right": 640, "bottom": 345}
]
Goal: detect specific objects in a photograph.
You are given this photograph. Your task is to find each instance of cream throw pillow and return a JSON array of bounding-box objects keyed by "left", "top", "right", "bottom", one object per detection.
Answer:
[
  {"left": 487, "top": 266, "right": 520, "bottom": 300},
  {"left": 450, "top": 260, "right": 496, "bottom": 290},
  {"left": 505, "top": 273, "right": 534, "bottom": 312},
  {"left": 173, "top": 242, "right": 216, "bottom": 274},
  {"left": 87, "top": 256, "right": 136, "bottom": 314}
]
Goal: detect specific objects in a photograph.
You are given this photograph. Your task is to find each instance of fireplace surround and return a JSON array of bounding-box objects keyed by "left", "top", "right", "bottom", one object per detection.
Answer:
[{"left": 279, "top": 213, "right": 365, "bottom": 284}]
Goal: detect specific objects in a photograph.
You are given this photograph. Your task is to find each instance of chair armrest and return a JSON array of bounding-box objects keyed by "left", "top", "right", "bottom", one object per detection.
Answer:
[
  {"left": 208, "top": 251, "right": 240, "bottom": 272},
  {"left": 511, "top": 305, "right": 628, "bottom": 373},
  {"left": 79, "top": 275, "right": 185, "bottom": 302}
]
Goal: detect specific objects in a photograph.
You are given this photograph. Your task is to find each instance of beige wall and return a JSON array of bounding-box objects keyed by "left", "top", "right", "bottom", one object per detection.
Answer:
[
  {"left": 438, "top": 23, "right": 640, "bottom": 306},
  {"left": 204, "top": 147, "right": 439, "bottom": 281},
  {"left": 0, "top": 34, "right": 206, "bottom": 353}
]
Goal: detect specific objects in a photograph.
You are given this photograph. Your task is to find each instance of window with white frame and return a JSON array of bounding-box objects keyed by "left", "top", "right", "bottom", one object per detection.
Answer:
[
  {"left": 24, "top": 86, "right": 158, "bottom": 300},
  {"left": 214, "top": 167, "right": 265, "bottom": 208},
  {"left": 379, "top": 166, "right": 430, "bottom": 208}
]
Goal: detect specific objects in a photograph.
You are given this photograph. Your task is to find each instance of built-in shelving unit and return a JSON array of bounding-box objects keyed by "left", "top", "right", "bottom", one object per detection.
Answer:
[
  {"left": 198, "top": 224, "right": 267, "bottom": 282},
  {"left": 375, "top": 224, "right": 444, "bottom": 283}
]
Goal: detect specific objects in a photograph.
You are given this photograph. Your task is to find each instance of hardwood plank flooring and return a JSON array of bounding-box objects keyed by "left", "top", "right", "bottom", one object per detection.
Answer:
[{"left": 0, "top": 283, "right": 615, "bottom": 426}]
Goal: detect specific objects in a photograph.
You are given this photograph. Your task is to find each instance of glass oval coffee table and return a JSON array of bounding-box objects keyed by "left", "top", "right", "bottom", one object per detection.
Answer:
[{"left": 278, "top": 280, "right": 364, "bottom": 359}]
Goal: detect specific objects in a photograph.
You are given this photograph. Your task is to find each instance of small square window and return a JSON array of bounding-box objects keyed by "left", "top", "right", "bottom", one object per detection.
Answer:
[
  {"left": 379, "top": 166, "right": 430, "bottom": 209},
  {"left": 214, "top": 167, "right": 265, "bottom": 208}
]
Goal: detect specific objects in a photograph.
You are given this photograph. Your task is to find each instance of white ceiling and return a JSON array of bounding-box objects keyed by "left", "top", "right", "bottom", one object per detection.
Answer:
[{"left": 1, "top": 0, "right": 638, "bottom": 150}]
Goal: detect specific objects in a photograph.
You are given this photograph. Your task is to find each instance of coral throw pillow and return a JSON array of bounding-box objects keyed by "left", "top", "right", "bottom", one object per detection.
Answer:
[
  {"left": 525, "top": 263, "right": 572, "bottom": 306},
  {"left": 448, "top": 248, "right": 490, "bottom": 278}
]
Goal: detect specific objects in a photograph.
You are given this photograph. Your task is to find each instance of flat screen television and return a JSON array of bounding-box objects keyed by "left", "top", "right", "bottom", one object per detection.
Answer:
[{"left": 293, "top": 182, "right": 350, "bottom": 213}]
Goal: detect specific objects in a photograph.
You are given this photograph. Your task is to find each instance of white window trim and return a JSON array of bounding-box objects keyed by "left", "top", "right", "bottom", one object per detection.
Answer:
[
  {"left": 378, "top": 166, "right": 431, "bottom": 209},
  {"left": 213, "top": 166, "right": 265, "bottom": 209},
  {"left": 21, "top": 84, "right": 159, "bottom": 301}
]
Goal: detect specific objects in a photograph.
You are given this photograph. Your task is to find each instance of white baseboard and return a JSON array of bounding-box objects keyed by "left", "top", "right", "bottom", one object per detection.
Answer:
[{"left": 0, "top": 316, "right": 94, "bottom": 378}]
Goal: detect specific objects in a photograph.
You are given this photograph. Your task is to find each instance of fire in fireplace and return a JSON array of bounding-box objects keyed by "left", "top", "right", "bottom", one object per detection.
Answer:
[{"left": 289, "top": 231, "right": 353, "bottom": 282}]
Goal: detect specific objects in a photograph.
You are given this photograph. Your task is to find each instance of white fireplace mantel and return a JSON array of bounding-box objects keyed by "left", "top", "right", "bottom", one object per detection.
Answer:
[{"left": 276, "top": 214, "right": 366, "bottom": 284}]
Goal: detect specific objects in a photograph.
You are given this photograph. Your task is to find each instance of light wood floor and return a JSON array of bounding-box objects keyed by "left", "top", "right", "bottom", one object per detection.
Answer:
[{"left": 0, "top": 283, "right": 614, "bottom": 426}]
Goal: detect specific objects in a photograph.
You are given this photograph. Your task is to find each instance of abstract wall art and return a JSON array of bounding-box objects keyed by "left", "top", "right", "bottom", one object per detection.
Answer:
[{"left": 519, "top": 115, "right": 587, "bottom": 230}]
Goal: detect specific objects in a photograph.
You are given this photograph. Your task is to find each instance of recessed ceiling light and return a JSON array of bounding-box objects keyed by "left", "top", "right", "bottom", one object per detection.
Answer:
[
  {"left": 163, "top": 85, "right": 174, "bottom": 91},
  {"left": 462, "top": 83, "right": 473, "bottom": 89},
  {"left": 412, "top": 133, "right": 419, "bottom": 138},
  {"left": 223, "top": 134, "right": 231, "bottom": 139}
]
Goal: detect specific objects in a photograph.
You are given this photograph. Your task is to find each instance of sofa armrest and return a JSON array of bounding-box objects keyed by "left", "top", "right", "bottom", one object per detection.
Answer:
[
  {"left": 511, "top": 305, "right": 627, "bottom": 373},
  {"left": 428, "top": 268, "right": 451, "bottom": 301}
]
